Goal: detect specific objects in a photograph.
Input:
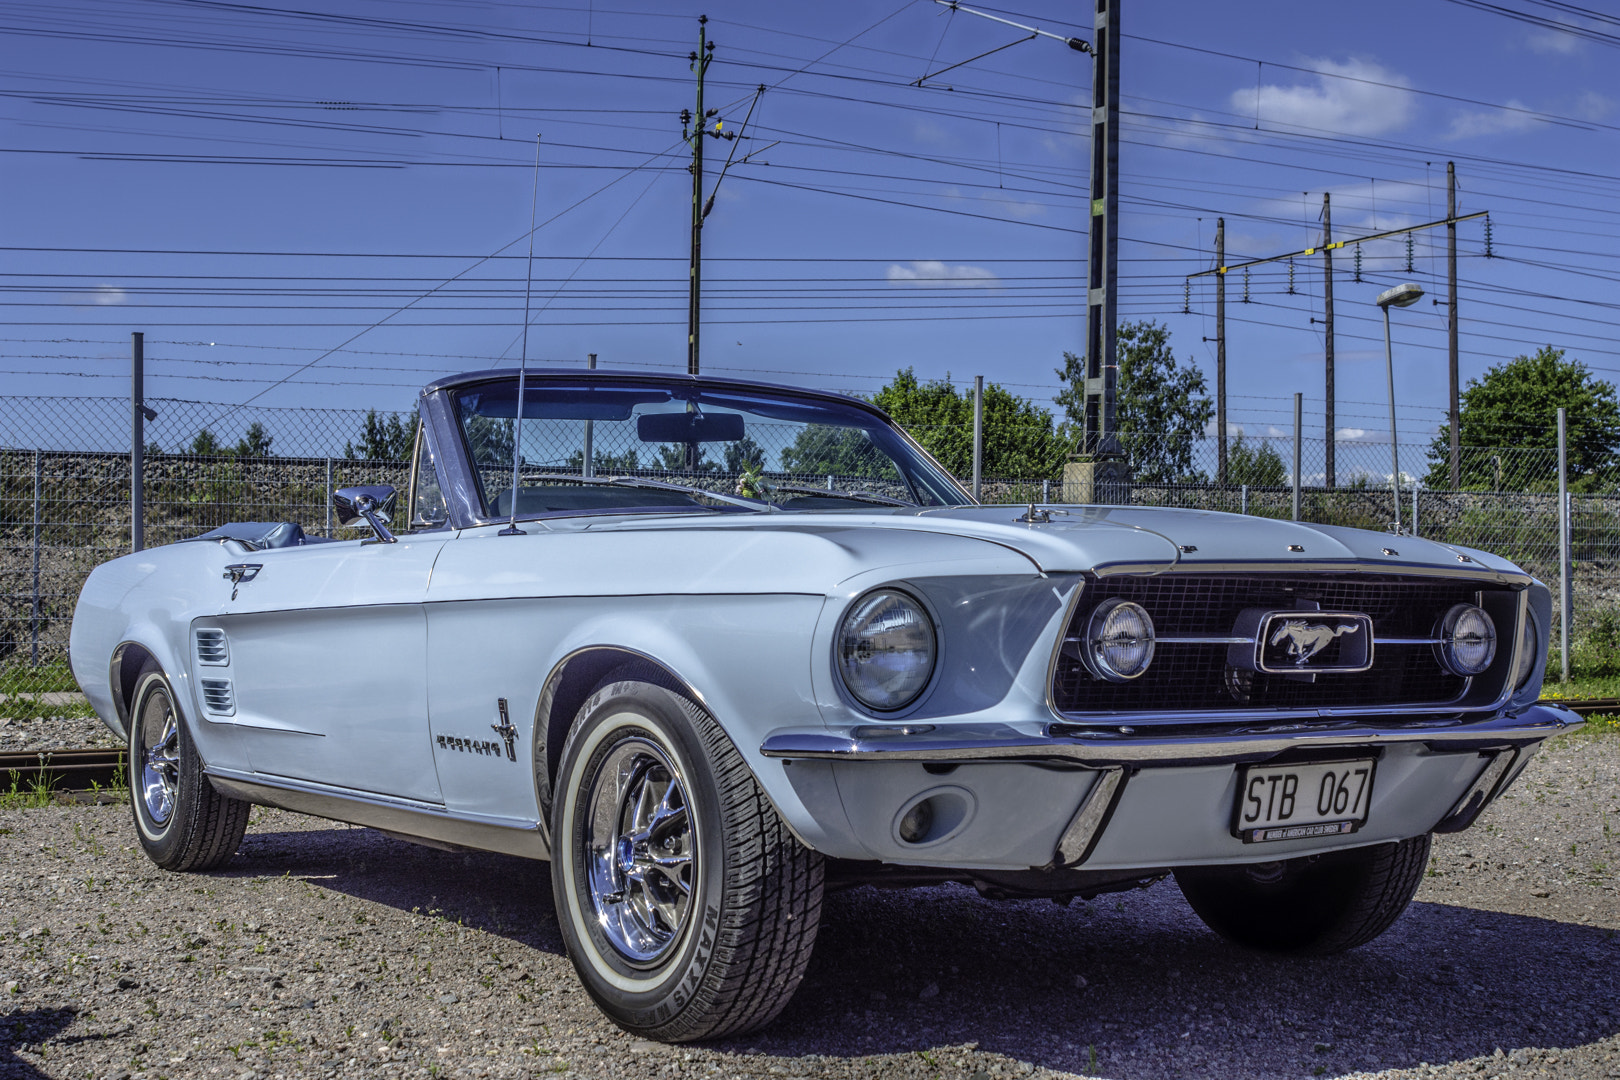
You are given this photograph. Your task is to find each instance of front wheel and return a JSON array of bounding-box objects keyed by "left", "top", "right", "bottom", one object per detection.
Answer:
[
  {"left": 129, "top": 661, "right": 250, "bottom": 871},
  {"left": 551, "top": 677, "right": 823, "bottom": 1042},
  {"left": 1175, "top": 834, "right": 1431, "bottom": 955}
]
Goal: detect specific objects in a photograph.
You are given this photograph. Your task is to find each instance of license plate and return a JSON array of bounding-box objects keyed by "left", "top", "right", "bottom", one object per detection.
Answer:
[{"left": 1233, "top": 758, "right": 1376, "bottom": 843}]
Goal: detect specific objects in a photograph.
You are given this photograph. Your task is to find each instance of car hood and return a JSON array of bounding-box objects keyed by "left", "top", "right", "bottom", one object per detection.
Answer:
[{"left": 581, "top": 503, "right": 1529, "bottom": 583}]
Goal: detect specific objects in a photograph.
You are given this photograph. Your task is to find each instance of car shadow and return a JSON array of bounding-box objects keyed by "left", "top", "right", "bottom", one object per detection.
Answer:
[
  {"left": 225, "top": 825, "right": 566, "bottom": 956},
  {"left": 1, "top": 1007, "right": 79, "bottom": 1079},
  {"left": 224, "top": 827, "right": 1620, "bottom": 1079}
]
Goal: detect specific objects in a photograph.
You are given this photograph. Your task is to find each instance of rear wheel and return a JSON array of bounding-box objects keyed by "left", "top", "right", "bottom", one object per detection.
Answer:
[
  {"left": 1175, "top": 834, "right": 1430, "bottom": 954},
  {"left": 551, "top": 677, "right": 823, "bottom": 1042},
  {"left": 129, "top": 661, "right": 250, "bottom": 871}
]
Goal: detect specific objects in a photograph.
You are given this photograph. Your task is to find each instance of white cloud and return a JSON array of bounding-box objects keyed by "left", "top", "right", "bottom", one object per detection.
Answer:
[
  {"left": 1447, "top": 99, "right": 1543, "bottom": 139},
  {"left": 1528, "top": 22, "right": 1583, "bottom": 54},
  {"left": 1336, "top": 427, "right": 1370, "bottom": 440},
  {"left": 65, "top": 285, "right": 127, "bottom": 307},
  {"left": 1575, "top": 91, "right": 1613, "bottom": 121},
  {"left": 1231, "top": 57, "right": 1415, "bottom": 137},
  {"left": 885, "top": 261, "right": 999, "bottom": 287}
]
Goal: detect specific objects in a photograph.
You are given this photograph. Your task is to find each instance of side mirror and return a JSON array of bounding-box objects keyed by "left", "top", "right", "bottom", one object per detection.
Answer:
[{"left": 333, "top": 485, "right": 398, "bottom": 545}]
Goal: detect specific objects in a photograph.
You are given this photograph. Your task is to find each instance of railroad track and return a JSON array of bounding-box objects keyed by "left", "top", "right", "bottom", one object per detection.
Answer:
[
  {"left": 1, "top": 747, "right": 126, "bottom": 793},
  {"left": 5, "top": 698, "right": 1616, "bottom": 796}
]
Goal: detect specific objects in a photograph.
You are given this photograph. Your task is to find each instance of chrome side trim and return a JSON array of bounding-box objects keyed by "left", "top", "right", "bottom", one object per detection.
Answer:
[
  {"left": 1146, "top": 635, "right": 1444, "bottom": 647},
  {"left": 759, "top": 704, "right": 1580, "bottom": 767},
  {"left": 205, "top": 767, "right": 549, "bottom": 860},
  {"left": 1054, "top": 767, "right": 1124, "bottom": 866}
]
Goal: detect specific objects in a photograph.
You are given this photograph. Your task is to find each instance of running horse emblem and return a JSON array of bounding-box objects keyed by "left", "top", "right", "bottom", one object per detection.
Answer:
[{"left": 1269, "top": 619, "right": 1362, "bottom": 665}]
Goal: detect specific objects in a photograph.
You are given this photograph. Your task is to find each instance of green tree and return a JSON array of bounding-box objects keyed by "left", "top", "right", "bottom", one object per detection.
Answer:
[
  {"left": 871, "top": 368, "right": 1066, "bottom": 478},
  {"left": 723, "top": 435, "right": 766, "bottom": 474},
  {"left": 777, "top": 425, "right": 888, "bottom": 478},
  {"left": 1056, "top": 321, "right": 1213, "bottom": 483},
  {"left": 344, "top": 408, "right": 417, "bottom": 461},
  {"left": 1425, "top": 346, "right": 1620, "bottom": 491},
  {"left": 188, "top": 429, "right": 224, "bottom": 456},
  {"left": 233, "top": 421, "right": 273, "bottom": 458},
  {"left": 1227, "top": 433, "right": 1287, "bottom": 487}
]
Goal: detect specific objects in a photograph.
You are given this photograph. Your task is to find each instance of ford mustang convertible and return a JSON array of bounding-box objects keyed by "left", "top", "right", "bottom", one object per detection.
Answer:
[{"left": 70, "top": 367, "right": 1579, "bottom": 1041}]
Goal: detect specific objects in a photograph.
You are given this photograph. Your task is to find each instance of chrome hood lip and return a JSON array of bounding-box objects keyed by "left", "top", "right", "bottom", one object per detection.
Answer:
[{"left": 578, "top": 504, "right": 1531, "bottom": 584}]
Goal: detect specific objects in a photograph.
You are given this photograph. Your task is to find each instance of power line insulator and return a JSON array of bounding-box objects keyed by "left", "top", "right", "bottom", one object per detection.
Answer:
[
  {"left": 1182, "top": 278, "right": 1190, "bottom": 315},
  {"left": 1287, "top": 259, "right": 1295, "bottom": 295},
  {"left": 1405, "top": 232, "right": 1415, "bottom": 274},
  {"left": 1484, "top": 215, "right": 1494, "bottom": 258},
  {"left": 1353, "top": 245, "right": 1362, "bottom": 284},
  {"left": 1242, "top": 267, "right": 1250, "bottom": 303}
]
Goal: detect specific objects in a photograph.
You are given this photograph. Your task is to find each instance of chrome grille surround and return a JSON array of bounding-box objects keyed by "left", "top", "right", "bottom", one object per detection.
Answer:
[{"left": 1051, "top": 573, "right": 1518, "bottom": 722}]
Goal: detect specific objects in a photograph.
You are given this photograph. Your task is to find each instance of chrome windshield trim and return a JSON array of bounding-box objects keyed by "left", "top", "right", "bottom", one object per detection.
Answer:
[{"left": 759, "top": 703, "right": 1579, "bottom": 766}]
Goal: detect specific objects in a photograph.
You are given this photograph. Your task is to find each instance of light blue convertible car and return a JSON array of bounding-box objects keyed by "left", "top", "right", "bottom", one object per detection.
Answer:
[{"left": 70, "top": 367, "right": 1579, "bottom": 1041}]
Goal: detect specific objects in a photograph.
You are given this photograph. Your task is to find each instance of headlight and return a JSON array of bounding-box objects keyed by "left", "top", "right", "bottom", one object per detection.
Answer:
[
  {"left": 1510, "top": 611, "right": 1539, "bottom": 690},
  {"left": 837, "top": 589, "right": 937, "bottom": 711},
  {"left": 1436, "top": 603, "right": 1497, "bottom": 677},
  {"left": 1082, "top": 598, "right": 1155, "bottom": 682}
]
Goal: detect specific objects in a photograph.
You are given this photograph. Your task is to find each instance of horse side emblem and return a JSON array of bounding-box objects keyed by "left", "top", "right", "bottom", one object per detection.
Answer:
[{"left": 1268, "top": 619, "right": 1362, "bottom": 666}]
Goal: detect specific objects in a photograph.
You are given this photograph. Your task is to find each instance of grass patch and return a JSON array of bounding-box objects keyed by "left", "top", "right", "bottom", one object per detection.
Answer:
[
  {"left": 0, "top": 774, "right": 58, "bottom": 810},
  {"left": 0, "top": 694, "right": 96, "bottom": 721},
  {"left": 0, "top": 659, "right": 82, "bottom": 695}
]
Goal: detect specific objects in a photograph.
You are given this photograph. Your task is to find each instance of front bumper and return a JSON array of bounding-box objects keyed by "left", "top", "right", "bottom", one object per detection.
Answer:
[{"left": 760, "top": 704, "right": 1579, "bottom": 871}]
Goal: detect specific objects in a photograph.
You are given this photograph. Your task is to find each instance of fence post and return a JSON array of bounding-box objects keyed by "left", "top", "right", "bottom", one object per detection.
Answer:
[
  {"left": 971, "top": 375, "right": 983, "bottom": 502},
  {"left": 1042, "top": 478, "right": 1050, "bottom": 503},
  {"left": 131, "top": 331, "right": 145, "bottom": 552},
  {"left": 324, "top": 456, "right": 334, "bottom": 536},
  {"left": 1291, "top": 392, "right": 1302, "bottom": 522},
  {"left": 1241, "top": 484, "right": 1248, "bottom": 516},
  {"left": 31, "top": 449, "right": 42, "bottom": 666},
  {"left": 582, "top": 353, "right": 597, "bottom": 478},
  {"left": 1558, "top": 407, "right": 1571, "bottom": 683},
  {"left": 1411, "top": 483, "right": 1419, "bottom": 538}
]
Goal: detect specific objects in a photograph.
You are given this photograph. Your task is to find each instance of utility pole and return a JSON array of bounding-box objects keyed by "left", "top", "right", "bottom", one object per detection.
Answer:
[
  {"left": 1215, "top": 217, "right": 1227, "bottom": 485},
  {"left": 684, "top": 15, "right": 714, "bottom": 377},
  {"left": 1322, "top": 193, "right": 1336, "bottom": 490},
  {"left": 1447, "top": 161, "right": 1460, "bottom": 489},
  {"left": 1079, "top": 0, "right": 1121, "bottom": 467}
]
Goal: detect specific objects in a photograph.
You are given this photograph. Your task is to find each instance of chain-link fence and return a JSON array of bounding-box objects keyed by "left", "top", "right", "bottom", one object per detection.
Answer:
[{"left": 1, "top": 395, "right": 1608, "bottom": 712}]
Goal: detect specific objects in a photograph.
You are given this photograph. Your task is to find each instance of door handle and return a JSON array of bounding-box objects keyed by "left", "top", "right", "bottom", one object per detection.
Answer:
[{"left": 223, "top": 563, "right": 262, "bottom": 600}]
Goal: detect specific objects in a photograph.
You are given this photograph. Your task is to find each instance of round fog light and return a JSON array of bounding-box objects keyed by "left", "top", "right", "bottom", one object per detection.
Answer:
[
  {"left": 897, "top": 800, "right": 934, "bottom": 844},
  {"left": 1082, "top": 598, "right": 1156, "bottom": 682},
  {"left": 1437, "top": 603, "right": 1497, "bottom": 676}
]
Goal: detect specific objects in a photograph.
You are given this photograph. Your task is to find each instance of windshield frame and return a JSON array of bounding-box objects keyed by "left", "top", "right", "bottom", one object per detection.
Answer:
[{"left": 420, "top": 369, "right": 974, "bottom": 528}]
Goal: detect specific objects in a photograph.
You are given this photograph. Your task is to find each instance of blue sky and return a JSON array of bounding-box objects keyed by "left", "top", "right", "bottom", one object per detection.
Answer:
[{"left": 3, "top": 0, "right": 1616, "bottom": 464}]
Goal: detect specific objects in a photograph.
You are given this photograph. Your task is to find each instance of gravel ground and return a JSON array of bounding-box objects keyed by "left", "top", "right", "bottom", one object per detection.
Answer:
[
  {"left": 0, "top": 716, "right": 119, "bottom": 753},
  {"left": 2, "top": 732, "right": 1617, "bottom": 1080}
]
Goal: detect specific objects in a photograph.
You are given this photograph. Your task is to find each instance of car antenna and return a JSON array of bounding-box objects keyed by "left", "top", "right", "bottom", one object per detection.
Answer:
[{"left": 501, "top": 134, "right": 542, "bottom": 537}]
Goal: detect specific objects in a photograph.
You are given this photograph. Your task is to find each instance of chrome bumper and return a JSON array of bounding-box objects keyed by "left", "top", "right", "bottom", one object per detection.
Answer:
[{"left": 759, "top": 703, "right": 1581, "bottom": 767}]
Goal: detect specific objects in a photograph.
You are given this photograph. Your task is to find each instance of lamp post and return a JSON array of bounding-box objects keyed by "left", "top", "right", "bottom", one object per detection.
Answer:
[{"left": 1375, "top": 282, "right": 1424, "bottom": 533}]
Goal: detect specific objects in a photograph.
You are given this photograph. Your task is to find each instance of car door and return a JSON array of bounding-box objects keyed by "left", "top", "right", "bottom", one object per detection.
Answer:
[{"left": 202, "top": 535, "right": 449, "bottom": 804}]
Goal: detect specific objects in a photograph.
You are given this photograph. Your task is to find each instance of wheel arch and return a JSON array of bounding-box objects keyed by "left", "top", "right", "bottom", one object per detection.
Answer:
[
  {"left": 532, "top": 646, "right": 708, "bottom": 819},
  {"left": 109, "top": 639, "right": 160, "bottom": 734}
]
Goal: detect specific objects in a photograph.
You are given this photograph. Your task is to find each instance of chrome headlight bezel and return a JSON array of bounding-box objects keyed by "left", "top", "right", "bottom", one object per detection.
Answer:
[
  {"left": 1509, "top": 608, "right": 1540, "bottom": 691},
  {"left": 836, "top": 587, "right": 938, "bottom": 713},
  {"left": 1436, "top": 603, "right": 1497, "bottom": 677},
  {"left": 1081, "top": 598, "right": 1156, "bottom": 683}
]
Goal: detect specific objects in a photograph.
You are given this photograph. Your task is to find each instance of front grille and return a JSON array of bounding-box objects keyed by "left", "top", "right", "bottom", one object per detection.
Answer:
[
  {"left": 1052, "top": 574, "right": 1495, "bottom": 716},
  {"left": 195, "top": 628, "right": 229, "bottom": 665},
  {"left": 199, "top": 678, "right": 235, "bottom": 716}
]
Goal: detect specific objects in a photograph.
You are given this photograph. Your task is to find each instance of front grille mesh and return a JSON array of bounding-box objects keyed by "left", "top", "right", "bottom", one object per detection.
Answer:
[{"left": 1052, "top": 574, "right": 1492, "bottom": 716}]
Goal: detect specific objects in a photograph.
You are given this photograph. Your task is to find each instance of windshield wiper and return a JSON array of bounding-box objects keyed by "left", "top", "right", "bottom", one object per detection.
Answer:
[
  {"left": 606, "top": 476, "right": 774, "bottom": 513},
  {"left": 767, "top": 482, "right": 915, "bottom": 508}
]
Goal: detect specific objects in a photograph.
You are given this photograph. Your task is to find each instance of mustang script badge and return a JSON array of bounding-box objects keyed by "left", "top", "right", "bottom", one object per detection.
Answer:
[{"left": 1269, "top": 619, "right": 1362, "bottom": 665}]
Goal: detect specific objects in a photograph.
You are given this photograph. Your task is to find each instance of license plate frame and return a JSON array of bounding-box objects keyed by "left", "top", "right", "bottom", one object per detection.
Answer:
[{"left": 1232, "top": 757, "right": 1377, "bottom": 843}]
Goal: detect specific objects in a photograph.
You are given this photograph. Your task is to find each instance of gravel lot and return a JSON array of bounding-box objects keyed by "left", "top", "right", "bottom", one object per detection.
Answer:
[{"left": 2, "top": 731, "right": 1617, "bottom": 1080}]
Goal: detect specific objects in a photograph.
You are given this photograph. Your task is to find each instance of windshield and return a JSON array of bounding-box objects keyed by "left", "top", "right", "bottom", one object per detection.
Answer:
[{"left": 452, "top": 379, "right": 969, "bottom": 519}]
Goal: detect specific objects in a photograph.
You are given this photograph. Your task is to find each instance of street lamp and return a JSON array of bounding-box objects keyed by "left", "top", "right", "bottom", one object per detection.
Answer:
[{"left": 1375, "top": 282, "right": 1424, "bottom": 533}]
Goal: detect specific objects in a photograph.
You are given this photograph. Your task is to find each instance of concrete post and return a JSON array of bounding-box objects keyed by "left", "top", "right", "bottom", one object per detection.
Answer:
[
  {"left": 1292, "top": 392, "right": 1302, "bottom": 522},
  {"left": 131, "top": 331, "right": 145, "bottom": 552},
  {"left": 971, "top": 375, "right": 984, "bottom": 502},
  {"left": 1558, "top": 407, "right": 1571, "bottom": 683}
]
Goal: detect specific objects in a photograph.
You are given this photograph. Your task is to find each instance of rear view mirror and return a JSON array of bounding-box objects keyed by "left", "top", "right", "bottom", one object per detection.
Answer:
[
  {"left": 333, "top": 485, "right": 398, "bottom": 545},
  {"left": 637, "top": 411, "right": 745, "bottom": 444}
]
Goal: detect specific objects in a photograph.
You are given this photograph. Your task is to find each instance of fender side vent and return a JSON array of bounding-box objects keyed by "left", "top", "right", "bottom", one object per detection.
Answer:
[
  {"left": 195, "top": 628, "right": 229, "bottom": 665},
  {"left": 199, "top": 678, "right": 235, "bottom": 716}
]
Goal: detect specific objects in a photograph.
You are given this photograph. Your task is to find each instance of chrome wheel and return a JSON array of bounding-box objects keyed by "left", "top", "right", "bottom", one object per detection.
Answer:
[
  {"left": 138, "top": 690, "right": 180, "bottom": 827},
  {"left": 583, "top": 736, "right": 697, "bottom": 965}
]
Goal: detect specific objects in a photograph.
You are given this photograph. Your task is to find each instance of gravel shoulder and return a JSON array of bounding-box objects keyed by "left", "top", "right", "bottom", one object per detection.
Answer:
[{"left": 1, "top": 733, "right": 1617, "bottom": 1080}]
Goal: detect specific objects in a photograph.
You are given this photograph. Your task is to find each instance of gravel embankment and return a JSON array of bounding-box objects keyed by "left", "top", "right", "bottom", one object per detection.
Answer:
[
  {"left": 2, "top": 732, "right": 1617, "bottom": 1080},
  {"left": 1, "top": 714, "right": 120, "bottom": 753}
]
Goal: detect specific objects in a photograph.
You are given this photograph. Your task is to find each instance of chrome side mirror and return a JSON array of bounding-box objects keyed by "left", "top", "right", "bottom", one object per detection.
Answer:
[{"left": 333, "top": 485, "right": 398, "bottom": 545}]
